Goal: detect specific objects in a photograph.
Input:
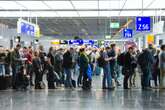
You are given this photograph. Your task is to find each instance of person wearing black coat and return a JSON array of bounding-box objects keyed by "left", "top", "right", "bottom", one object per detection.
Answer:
[
  {"left": 123, "top": 47, "right": 134, "bottom": 89},
  {"left": 138, "top": 49, "right": 154, "bottom": 89},
  {"left": 46, "top": 57, "right": 60, "bottom": 89},
  {"left": 47, "top": 47, "right": 55, "bottom": 66},
  {"left": 63, "top": 48, "right": 74, "bottom": 88}
]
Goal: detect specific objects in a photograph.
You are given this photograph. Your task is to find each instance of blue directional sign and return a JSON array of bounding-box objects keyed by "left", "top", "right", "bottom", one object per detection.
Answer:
[
  {"left": 20, "top": 22, "right": 35, "bottom": 36},
  {"left": 136, "top": 17, "right": 151, "bottom": 31},
  {"left": 68, "top": 40, "right": 83, "bottom": 45},
  {"left": 123, "top": 29, "right": 133, "bottom": 38},
  {"left": 83, "top": 40, "right": 94, "bottom": 45}
]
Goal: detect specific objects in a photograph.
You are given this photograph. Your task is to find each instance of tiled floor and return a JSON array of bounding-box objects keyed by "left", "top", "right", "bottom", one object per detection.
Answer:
[{"left": 0, "top": 76, "right": 164, "bottom": 110}]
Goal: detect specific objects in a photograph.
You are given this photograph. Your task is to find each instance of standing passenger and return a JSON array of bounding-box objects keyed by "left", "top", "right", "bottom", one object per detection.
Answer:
[
  {"left": 11, "top": 44, "right": 21, "bottom": 89},
  {"left": 79, "top": 48, "right": 91, "bottom": 89},
  {"left": 123, "top": 47, "right": 134, "bottom": 89},
  {"left": 138, "top": 49, "right": 154, "bottom": 90},
  {"left": 99, "top": 48, "right": 114, "bottom": 89},
  {"left": 159, "top": 45, "right": 165, "bottom": 89},
  {"left": 63, "top": 48, "right": 74, "bottom": 88},
  {"left": 32, "top": 51, "right": 42, "bottom": 89}
]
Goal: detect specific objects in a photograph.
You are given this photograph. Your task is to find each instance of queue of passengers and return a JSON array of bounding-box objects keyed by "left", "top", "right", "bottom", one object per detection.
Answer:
[{"left": 0, "top": 43, "right": 165, "bottom": 90}]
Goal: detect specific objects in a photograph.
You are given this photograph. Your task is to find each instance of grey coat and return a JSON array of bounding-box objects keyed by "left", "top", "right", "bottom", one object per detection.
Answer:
[{"left": 159, "top": 51, "right": 165, "bottom": 71}]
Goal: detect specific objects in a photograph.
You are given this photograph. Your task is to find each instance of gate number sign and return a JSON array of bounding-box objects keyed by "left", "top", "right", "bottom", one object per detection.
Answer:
[
  {"left": 123, "top": 29, "right": 133, "bottom": 38},
  {"left": 136, "top": 17, "right": 151, "bottom": 31}
]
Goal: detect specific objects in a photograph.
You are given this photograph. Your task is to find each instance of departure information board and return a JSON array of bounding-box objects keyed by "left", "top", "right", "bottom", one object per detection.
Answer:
[{"left": 17, "top": 18, "right": 40, "bottom": 37}]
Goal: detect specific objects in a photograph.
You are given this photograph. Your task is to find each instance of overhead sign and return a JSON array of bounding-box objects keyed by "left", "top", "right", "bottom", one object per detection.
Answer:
[
  {"left": 17, "top": 18, "right": 40, "bottom": 37},
  {"left": 83, "top": 40, "right": 94, "bottom": 45},
  {"left": 105, "top": 35, "right": 111, "bottom": 39},
  {"left": 35, "top": 25, "right": 40, "bottom": 38},
  {"left": 147, "top": 34, "right": 154, "bottom": 44},
  {"left": 153, "top": 21, "right": 164, "bottom": 34},
  {"left": 51, "top": 40, "right": 60, "bottom": 45},
  {"left": 136, "top": 17, "right": 151, "bottom": 31},
  {"left": 68, "top": 40, "right": 94, "bottom": 45},
  {"left": 60, "top": 40, "right": 68, "bottom": 44},
  {"left": 123, "top": 29, "right": 133, "bottom": 38},
  {"left": 68, "top": 40, "right": 83, "bottom": 45},
  {"left": 110, "top": 22, "right": 120, "bottom": 28}
]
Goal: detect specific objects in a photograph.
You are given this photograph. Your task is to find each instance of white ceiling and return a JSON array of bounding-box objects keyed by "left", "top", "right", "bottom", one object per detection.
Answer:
[{"left": 0, "top": 0, "right": 164, "bottom": 17}]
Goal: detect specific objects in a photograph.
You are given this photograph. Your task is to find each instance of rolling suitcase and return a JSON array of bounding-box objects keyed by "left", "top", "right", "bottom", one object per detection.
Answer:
[{"left": 0, "top": 75, "right": 12, "bottom": 90}]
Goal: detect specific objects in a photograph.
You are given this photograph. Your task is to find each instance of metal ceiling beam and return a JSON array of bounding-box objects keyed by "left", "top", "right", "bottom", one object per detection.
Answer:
[
  {"left": 138, "top": 0, "right": 156, "bottom": 16},
  {"left": 0, "top": 8, "right": 164, "bottom": 11},
  {"left": 118, "top": 0, "right": 128, "bottom": 15},
  {"left": 3, "top": 0, "right": 122, "bottom": 1}
]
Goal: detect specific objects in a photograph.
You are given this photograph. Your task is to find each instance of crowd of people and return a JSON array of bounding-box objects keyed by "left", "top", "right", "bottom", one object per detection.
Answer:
[{"left": 0, "top": 43, "right": 165, "bottom": 90}]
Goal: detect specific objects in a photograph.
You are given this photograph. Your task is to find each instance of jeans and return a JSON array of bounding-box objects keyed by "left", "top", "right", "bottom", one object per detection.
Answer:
[
  {"left": 73, "top": 64, "right": 79, "bottom": 75},
  {"left": 116, "top": 64, "right": 122, "bottom": 81},
  {"left": 103, "top": 64, "right": 112, "bottom": 88},
  {"left": 64, "top": 68, "right": 73, "bottom": 88},
  {"left": 0, "top": 64, "right": 5, "bottom": 76},
  {"left": 110, "top": 63, "right": 116, "bottom": 79},
  {"left": 5, "top": 64, "right": 10, "bottom": 75},
  {"left": 77, "top": 68, "right": 84, "bottom": 86}
]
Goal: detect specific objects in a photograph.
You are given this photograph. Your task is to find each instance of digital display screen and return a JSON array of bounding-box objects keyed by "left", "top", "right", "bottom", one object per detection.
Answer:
[
  {"left": 20, "top": 22, "right": 35, "bottom": 36},
  {"left": 17, "top": 19, "right": 40, "bottom": 37}
]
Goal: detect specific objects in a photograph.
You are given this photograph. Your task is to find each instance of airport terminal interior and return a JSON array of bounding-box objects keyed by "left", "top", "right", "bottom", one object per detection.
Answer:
[{"left": 0, "top": 0, "right": 165, "bottom": 110}]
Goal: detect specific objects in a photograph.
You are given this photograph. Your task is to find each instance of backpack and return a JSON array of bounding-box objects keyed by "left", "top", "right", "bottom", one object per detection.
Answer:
[
  {"left": 55, "top": 54, "right": 62, "bottom": 64},
  {"left": 97, "top": 56, "right": 106, "bottom": 67},
  {"left": 117, "top": 52, "right": 125, "bottom": 66}
]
